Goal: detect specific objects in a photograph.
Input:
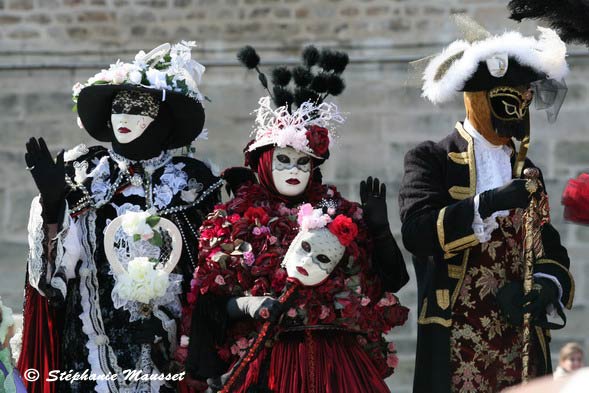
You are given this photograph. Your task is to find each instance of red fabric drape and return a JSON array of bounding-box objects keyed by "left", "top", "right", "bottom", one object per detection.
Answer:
[{"left": 17, "top": 282, "right": 62, "bottom": 393}]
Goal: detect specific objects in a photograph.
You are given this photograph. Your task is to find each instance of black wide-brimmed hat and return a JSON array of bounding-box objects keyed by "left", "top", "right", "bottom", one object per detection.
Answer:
[
  {"left": 73, "top": 41, "right": 207, "bottom": 149},
  {"left": 77, "top": 84, "right": 205, "bottom": 149}
]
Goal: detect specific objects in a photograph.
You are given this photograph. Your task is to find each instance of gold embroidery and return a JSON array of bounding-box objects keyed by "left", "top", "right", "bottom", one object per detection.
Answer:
[
  {"left": 535, "top": 326, "right": 548, "bottom": 370},
  {"left": 455, "top": 122, "right": 476, "bottom": 198},
  {"left": 445, "top": 234, "right": 479, "bottom": 253},
  {"left": 536, "top": 258, "right": 575, "bottom": 309},
  {"left": 448, "top": 264, "right": 462, "bottom": 279},
  {"left": 436, "top": 289, "right": 450, "bottom": 310},
  {"left": 449, "top": 186, "right": 472, "bottom": 200},
  {"left": 448, "top": 151, "right": 470, "bottom": 165},
  {"left": 418, "top": 298, "right": 452, "bottom": 327},
  {"left": 437, "top": 207, "right": 446, "bottom": 252},
  {"left": 451, "top": 249, "right": 470, "bottom": 308}
]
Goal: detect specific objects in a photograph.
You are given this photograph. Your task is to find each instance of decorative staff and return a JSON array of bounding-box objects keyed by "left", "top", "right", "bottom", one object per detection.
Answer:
[{"left": 521, "top": 167, "right": 550, "bottom": 382}]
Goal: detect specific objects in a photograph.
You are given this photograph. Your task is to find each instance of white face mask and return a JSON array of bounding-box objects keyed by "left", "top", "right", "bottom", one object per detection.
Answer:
[
  {"left": 111, "top": 113, "right": 155, "bottom": 144},
  {"left": 283, "top": 228, "right": 345, "bottom": 286},
  {"left": 272, "top": 147, "right": 311, "bottom": 197}
]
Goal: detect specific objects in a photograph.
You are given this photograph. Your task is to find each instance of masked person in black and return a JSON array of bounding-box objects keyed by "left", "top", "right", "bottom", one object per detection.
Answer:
[
  {"left": 19, "top": 42, "right": 222, "bottom": 393},
  {"left": 399, "top": 17, "right": 574, "bottom": 393}
]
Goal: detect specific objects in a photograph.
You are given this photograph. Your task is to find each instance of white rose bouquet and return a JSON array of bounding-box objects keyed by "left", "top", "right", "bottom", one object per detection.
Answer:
[{"left": 113, "top": 257, "right": 169, "bottom": 304}]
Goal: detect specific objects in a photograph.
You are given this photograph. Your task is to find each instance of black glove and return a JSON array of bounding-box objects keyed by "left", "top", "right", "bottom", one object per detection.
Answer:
[
  {"left": 478, "top": 179, "right": 531, "bottom": 219},
  {"left": 360, "top": 176, "right": 390, "bottom": 235},
  {"left": 496, "top": 280, "right": 525, "bottom": 326},
  {"left": 522, "top": 277, "right": 560, "bottom": 326},
  {"left": 226, "top": 296, "right": 282, "bottom": 322},
  {"left": 131, "top": 315, "right": 168, "bottom": 345},
  {"left": 25, "top": 137, "right": 66, "bottom": 223}
]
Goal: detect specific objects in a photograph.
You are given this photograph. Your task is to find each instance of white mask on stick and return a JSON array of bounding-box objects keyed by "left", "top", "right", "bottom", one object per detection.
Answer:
[{"left": 283, "top": 228, "right": 345, "bottom": 287}]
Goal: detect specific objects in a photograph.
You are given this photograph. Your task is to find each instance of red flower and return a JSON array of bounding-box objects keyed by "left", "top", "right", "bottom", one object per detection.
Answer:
[
  {"left": 328, "top": 215, "right": 358, "bottom": 246},
  {"left": 244, "top": 206, "right": 270, "bottom": 225},
  {"left": 306, "top": 125, "right": 330, "bottom": 156},
  {"left": 562, "top": 173, "right": 589, "bottom": 224},
  {"left": 258, "top": 307, "right": 270, "bottom": 319}
]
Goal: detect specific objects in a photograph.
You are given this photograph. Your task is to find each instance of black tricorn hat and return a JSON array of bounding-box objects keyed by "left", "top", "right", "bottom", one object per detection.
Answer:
[
  {"left": 461, "top": 59, "right": 546, "bottom": 92},
  {"left": 77, "top": 84, "right": 205, "bottom": 150}
]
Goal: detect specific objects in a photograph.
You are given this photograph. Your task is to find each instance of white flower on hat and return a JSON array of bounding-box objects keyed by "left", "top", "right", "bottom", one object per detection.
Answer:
[
  {"left": 121, "top": 211, "right": 154, "bottom": 241},
  {"left": 72, "top": 41, "right": 206, "bottom": 105},
  {"left": 146, "top": 69, "right": 169, "bottom": 91}
]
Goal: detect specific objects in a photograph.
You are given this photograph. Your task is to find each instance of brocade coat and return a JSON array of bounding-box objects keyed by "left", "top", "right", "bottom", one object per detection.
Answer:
[{"left": 398, "top": 123, "right": 574, "bottom": 393}]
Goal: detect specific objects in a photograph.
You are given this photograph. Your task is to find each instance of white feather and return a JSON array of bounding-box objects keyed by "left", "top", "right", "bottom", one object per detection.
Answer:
[{"left": 422, "top": 27, "right": 569, "bottom": 104}]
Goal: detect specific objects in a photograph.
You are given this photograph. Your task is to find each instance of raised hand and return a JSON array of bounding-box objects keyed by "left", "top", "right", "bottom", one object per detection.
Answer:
[
  {"left": 360, "top": 176, "right": 390, "bottom": 234},
  {"left": 25, "top": 137, "right": 66, "bottom": 222}
]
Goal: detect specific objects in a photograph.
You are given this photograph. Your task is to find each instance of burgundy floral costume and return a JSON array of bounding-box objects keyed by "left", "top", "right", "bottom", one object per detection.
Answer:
[{"left": 181, "top": 182, "right": 408, "bottom": 392}]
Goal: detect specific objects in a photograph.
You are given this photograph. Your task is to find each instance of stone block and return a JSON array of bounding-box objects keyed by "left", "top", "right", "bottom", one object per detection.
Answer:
[
  {"left": 27, "top": 14, "right": 52, "bottom": 24},
  {"left": 6, "top": 189, "right": 36, "bottom": 235},
  {"left": 24, "top": 92, "right": 71, "bottom": 118},
  {"left": 8, "top": 0, "right": 32, "bottom": 9},
  {"left": 37, "top": 0, "right": 60, "bottom": 8},
  {"left": 66, "top": 26, "right": 89, "bottom": 40},
  {"left": 0, "top": 241, "right": 27, "bottom": 311},
  {"left": 340, "top": 6, "right": 359, "bottom": 17},
  {"left": 554, "top": 141, "right": 589, "bottom": 165},
  {"left": 0, "top": 93, "right": 22, "bottom": 119},
  {"left": 78, "top": 11, "right": 114, "bottom": 23},
  {"left": 0, "top": 14, "right": 20, "bottom": 24},
  {"left": 7, "top": 28, "right": 40, "bottom": 40}
]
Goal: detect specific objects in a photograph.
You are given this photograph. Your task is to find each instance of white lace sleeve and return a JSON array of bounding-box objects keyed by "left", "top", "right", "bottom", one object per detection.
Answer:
[
  {"left": 472, "top": 194, "right": 499, "bottom": 243},
  {"left": 27, "top": 196, "right": 82, "bottom": 298}
]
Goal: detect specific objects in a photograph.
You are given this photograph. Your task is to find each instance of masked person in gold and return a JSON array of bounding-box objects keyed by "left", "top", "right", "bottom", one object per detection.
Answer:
[{"left": 399, "top": 17, "right": 574, "bottom": 393}]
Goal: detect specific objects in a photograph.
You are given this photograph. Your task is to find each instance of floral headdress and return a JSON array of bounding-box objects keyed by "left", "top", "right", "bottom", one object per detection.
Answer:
[
  {"left": 72, "top": 41, "right": 205, "bottom": 110},
  {"left": 74, "top": 41, "right": 208, "bottom": 149},
  {"left": 297, "top": 203, "right": 358, "bottom": 246},
  {"left": 238, "top": 45, "right": 349, "bottom": 165}
]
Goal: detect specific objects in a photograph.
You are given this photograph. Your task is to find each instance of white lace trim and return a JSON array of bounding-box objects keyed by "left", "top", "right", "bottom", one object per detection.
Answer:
[
  {"left": 27, "top": 197, "right": 81, "bottom": 298},
  {"left": 464, "top": 119, "right": 512, "bottom": 242},
  {"left": 78, "top": 209, "right": 176, "bottom": 392},
  {"left": 27, "top": 196, "right": 45, "bottom": 294}
]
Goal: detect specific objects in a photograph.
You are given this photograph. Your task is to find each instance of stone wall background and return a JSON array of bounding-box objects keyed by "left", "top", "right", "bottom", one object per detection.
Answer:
[{"left": 1, "top": 1, "right": 589, "bottom": 391}]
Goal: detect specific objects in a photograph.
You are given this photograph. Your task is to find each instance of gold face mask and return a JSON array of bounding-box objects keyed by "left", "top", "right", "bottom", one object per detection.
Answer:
[{"left": 487, "top": 86, "right": 533, "bottom": 121}]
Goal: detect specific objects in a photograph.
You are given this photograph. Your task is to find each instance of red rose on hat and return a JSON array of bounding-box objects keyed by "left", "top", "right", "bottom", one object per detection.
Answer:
[
  {"left": 328, "top": 214, "right": 358, "bottom": 246},
  {"left": 306, "top": 125, "right": 330, "bottom": 157}
]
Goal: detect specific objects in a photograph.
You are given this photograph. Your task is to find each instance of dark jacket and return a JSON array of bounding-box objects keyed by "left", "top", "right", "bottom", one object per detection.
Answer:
[{"left": 398, "top": 122, "right": 574, "bottom": 393}]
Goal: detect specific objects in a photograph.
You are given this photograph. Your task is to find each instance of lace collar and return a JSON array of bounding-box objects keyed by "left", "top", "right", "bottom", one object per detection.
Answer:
[{"left": 108, "top": 149, "right": 172, "bottom": 174}]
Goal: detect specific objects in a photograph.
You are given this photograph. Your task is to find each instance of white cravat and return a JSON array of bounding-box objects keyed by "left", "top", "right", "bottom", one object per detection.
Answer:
[{"left": 463, "top": 118, "right": 513, "bottom": 243}]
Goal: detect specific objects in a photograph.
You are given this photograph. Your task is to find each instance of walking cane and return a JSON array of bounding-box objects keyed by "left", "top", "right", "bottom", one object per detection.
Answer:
[{"left": 521, "top": 167, "right": 549, "bottom": 383}]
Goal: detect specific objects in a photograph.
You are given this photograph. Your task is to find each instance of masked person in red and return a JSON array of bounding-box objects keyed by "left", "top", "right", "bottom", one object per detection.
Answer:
[{"left": 179, "top": 46, "right": 409, "bottom": 393}]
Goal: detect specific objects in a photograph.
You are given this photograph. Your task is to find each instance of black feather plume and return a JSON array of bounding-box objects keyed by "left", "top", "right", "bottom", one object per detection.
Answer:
[
  {"left": 292, "top": 66, "right": 313, "bottom": 87},
  {"left": 294, "top": 87, "right": 319, "bottom": 107},
  {"left": 302, "top": 45, "right": 320, "bottom": 68},
  {"left": 271, "top": 67, "right": 292, "bottom": 86},
  {"left": 332, "top": 52, "right": 349, "bottom": 74},
  {"left": 309, "top": 72, "right": 330, "bottom": 93},
  {"left": 237, "top": 45, "right": 260, "bottom": 69},
  {"left": 258, "top": 73, "right": 268, "bottom": 89},
  {"left": 326, "top": 74, "right": 345, "bottom": 96},
  {"left": 509, "top": 0, "right": 589, "bottom": 46},
  {"left": 272, "top": 86, "right": 294, "bottom": 108},
  {"left": 318, "top": 49, "right": 340, "bottom": 72}
]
